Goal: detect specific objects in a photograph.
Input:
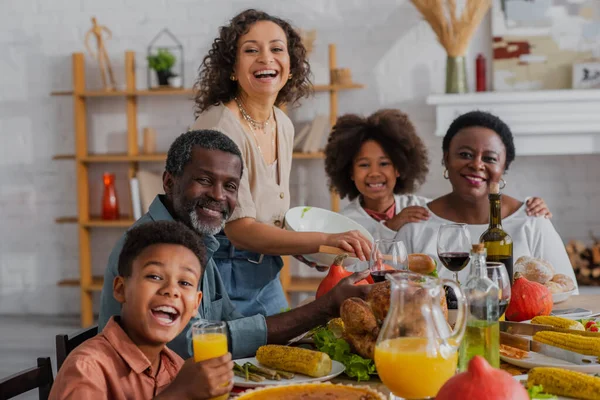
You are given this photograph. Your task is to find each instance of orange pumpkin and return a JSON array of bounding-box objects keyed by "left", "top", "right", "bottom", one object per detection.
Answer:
[
  {"left": 505, "top": 272, "right": 553, "bottom": 322},
  {"left": 315, "top": 254, "right": 368, "bottom": 298},
  {"left": 437, "top": 356, "right": 529, "bottom": 400}
]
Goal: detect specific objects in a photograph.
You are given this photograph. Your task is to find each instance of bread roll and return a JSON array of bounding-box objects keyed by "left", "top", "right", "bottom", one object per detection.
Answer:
[
  {"left": 544, "top": 281, "right": 563, "bottom": 294},
  {"left": 551, "top": 273, "right": 575, "bottom": 292},
  {"left": 514, "top": 256, "right": 555, "bottom": 284},
  {"left": 408, "top": 253, "right": 436, "bottom": 275}
]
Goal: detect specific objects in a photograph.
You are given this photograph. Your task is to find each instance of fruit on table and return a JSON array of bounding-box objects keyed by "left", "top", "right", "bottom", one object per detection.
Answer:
[
  {"left": 533, "top": 331, "right": 600, "bottom": 357},
  {"left": 255, "top": 345, "right": 332, "bottom": 378},
  {"left": 586, "top": 321, "right": 597, "bottom": 329},
  {"left": 505, "top": 272, "right": 552, "bottom": 322},
  {"left": 436, "top": 355, "right": 529, "bottom": 400},
  {"left": 527, "top": 367, "right": 600, "bottom": 400},
  {"left": 315, "top": 254, "right": 368, "bottom": 298},
  {"left": 531, "top": 316, "right": 585, "bottom": 331}
]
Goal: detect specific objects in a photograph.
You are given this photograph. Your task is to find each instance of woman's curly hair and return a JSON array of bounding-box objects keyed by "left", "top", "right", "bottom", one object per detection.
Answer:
[
  {"left": 324, "top": 109, "right": 430, "bottom": 201},
  {"left": 194, "top": 9, "right": 312, "bottom": 116}
]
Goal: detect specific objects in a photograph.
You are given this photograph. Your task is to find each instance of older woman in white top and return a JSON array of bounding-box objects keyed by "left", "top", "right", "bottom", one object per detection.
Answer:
[
  {"left": 395, "top": 111, "right": 577, "bottom": 289},
  {"left": 190, "top": 9, "right": 371, "bottom": 316}
]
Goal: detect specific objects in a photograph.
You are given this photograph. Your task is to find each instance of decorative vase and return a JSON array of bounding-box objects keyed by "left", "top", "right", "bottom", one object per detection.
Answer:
[
  {"left": 102, "top": 172, "right": 119, "bottom": 220},
  {"left": 446, "top": 56, "right": 468, "bottom": 94}
]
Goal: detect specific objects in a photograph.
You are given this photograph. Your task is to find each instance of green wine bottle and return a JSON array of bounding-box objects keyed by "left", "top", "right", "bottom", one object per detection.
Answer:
[{"left": 480, "top": 182, "right": 514, "bottom": 283}]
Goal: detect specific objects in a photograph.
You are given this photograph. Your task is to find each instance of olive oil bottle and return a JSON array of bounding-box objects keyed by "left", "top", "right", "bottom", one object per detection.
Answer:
[
  {"left": 480, "top": 182, "right": 514, "bottom": 283},
  {"left": 458, "top": 243, "right": 500, "bottom": 371}
]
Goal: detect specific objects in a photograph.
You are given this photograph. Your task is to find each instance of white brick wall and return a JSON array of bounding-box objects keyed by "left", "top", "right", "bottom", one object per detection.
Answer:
[{"left": 1, "top": 0, "right": 599, "bottom": 314}]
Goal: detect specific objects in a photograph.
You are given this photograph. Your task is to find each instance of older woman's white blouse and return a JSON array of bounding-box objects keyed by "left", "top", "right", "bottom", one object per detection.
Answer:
[{"left": 394, "top": 202, "right": 578, "bottom": 292}]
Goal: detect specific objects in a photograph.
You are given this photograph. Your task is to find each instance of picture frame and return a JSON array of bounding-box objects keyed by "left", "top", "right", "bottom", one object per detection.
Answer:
[{"left": 572, "top": 61, "right": 600, "bottom": 89}]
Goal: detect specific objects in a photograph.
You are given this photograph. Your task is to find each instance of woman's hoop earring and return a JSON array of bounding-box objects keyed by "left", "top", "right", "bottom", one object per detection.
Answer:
[
  {"left": 500, "top": 178, "right": 507, "bottom": 190},
  {"left": 288, "top": 73, "right": 293, "bottom": 81},
  {"left": 443, "top": 169, "right": 449, "bottom": 179},
  {"left": 230, "top": 74, "right": 237, "bottom": 81}
]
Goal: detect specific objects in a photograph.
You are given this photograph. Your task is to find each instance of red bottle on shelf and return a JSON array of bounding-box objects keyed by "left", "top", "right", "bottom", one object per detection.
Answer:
[
  {"left": 102, "top": 172, "right": 119, "bottom": 220},
  {"left": 476, "top": 54, "right": 487, "bottom": 92}
]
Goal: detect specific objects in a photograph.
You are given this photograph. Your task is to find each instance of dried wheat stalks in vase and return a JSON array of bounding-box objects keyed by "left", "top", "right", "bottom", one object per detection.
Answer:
[{"left": 410, "top": 0, "right": 491, "bottom": 57}]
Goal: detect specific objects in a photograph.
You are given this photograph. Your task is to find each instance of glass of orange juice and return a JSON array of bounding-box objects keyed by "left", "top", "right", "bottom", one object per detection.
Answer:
[{"left": 192, "top": 321, "right": 230, "bottom": 400}]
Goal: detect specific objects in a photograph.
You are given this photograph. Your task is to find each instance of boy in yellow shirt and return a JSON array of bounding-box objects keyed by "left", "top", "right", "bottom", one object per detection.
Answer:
[{"left": 50, "top": 220, "right": 233, "bottom": 399}]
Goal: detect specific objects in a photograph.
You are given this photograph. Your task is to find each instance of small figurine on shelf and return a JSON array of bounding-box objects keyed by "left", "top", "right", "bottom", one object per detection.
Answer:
[
  {"left": 84, "top": 17, "right": 117, "bottom": 91},
  {"left": 102, "top": 172, "right": 119, "bottom": 220}
]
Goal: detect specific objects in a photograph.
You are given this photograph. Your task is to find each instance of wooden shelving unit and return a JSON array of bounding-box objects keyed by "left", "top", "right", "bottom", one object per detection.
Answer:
[{"left": 52, "top": 44, "right": 363, "bottom": 326}]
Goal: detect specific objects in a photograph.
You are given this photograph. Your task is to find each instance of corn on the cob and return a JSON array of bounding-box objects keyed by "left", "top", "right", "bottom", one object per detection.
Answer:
[
  {"left": 527, "top": 367, "right": 600, "bottom": 400},
  {"left": 533, "top": 331, "right": 600, "bottom": 356},
  {"left": 256, "top": 345, "right": 332, "bottom": 378},
  {"left": 531, "top": 316, "right": 585, "bottom": 331}
]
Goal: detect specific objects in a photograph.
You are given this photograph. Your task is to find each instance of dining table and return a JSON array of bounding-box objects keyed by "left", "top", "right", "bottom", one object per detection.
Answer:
[{"left": 328, "top": 293, "right": 600, "bottom": 397}]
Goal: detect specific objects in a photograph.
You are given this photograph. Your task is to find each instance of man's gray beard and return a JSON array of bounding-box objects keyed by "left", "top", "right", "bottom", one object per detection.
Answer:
[{"left": 188, "top": 209, "right": 225, "bottom": 236}]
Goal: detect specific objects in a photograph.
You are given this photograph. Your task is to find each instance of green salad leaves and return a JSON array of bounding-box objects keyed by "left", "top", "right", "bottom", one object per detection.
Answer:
[
  {"left": 527, "top": 384, "right": 557, "bottom": 399},
  {"left": 312, "top": 326, "right": 376, "bottom": 381}
]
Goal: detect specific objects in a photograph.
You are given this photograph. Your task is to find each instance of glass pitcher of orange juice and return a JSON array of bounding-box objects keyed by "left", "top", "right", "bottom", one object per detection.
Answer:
[
  {"left": 192, "top": 321, "right": 230, "bottom": 400},
  {"left": 374, "top": 272, "right": 467, "bottom": 400}
]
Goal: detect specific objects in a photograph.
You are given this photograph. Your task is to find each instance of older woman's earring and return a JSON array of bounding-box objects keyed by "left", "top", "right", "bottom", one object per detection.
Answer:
[
  {"left": 230, "top": 74, "right": 237, "bottom": 81},
  {"left": 500, "top": 178, "right": 507, "bottom": 190},
  {"left": 288, "top": 73, "right": 292, "bottom": 80},
  {"left": 443, "top": 169, "right": 449, "bottom": 179}
]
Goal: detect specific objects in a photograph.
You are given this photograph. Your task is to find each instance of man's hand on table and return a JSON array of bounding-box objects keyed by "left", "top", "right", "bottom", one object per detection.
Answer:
[{"left": 323, "top": 270, "right": 372, "bottom": 316}]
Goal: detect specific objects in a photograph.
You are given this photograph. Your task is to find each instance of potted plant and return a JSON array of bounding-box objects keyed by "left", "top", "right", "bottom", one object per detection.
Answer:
[{"left": 147, "top": 48, "right": 176, "bottom": 87}]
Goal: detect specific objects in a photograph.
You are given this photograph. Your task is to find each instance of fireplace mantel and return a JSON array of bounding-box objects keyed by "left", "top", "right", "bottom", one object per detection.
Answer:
[{"left": 426, "top": 90, "right": 600, "bottom": 156}]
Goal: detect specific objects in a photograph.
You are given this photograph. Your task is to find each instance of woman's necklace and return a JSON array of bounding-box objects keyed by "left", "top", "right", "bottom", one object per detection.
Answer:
[
  {"left": 234, "top": 97, "right": 272, "bottom": 131},
  {"left": 234, "top": 97, "right": 276, "bottom": 163}
]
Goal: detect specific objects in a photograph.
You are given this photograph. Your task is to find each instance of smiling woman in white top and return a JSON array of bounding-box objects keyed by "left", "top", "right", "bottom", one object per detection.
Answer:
[
  {"left": 395, "top": 111, "right": 577, "bottom": 289},
  {"left": 189, "top": 10, "right": 372, "bottom": 317}
]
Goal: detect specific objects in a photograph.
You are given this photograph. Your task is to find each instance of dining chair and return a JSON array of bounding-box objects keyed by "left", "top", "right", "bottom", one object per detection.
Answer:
[
  {"left": 55, "top": 325, "right": 98, "bottom": 371},
  {"left": 0, "top": 357, "right": 54, "bottom": 400}
]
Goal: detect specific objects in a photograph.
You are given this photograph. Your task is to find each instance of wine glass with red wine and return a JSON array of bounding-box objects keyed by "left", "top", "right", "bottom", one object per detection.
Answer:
[
  {"left": 369, "top": 239, "right": 409, "bottom": 282},
  {"left": 437, "top": 223, "right": 472, "bottom": 283}
]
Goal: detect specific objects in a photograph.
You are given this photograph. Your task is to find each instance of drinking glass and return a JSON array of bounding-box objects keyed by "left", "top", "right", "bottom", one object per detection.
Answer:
[
  {"left": 192, "top": 321, "right": 230, "bottom": 400},
  {"left": 437, "top": 223, "right": 472, "bottom": 283},
  {"left": 369, "top": 239, "right": 409, "bottom": 283},
  {"left": 486, "top": 262, "right": 511, "bottom": 321}
]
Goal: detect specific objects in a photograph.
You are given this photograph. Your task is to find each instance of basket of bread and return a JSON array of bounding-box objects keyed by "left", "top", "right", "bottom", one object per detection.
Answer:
[{"left": 513, "top": 256, "right": 576, "bottom": 303}]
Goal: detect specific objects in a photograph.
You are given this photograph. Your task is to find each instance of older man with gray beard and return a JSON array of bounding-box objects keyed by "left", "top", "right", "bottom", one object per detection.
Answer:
[{"left": 99, "top": 129, "right": 372, "bottom": 360}]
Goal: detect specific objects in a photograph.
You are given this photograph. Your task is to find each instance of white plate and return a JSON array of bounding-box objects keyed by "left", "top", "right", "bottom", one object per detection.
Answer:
[
  {"left": 233, "top": 357, "right": 346, "bottom": 388},
  {"left": 553, "top": 289, "right": 576, "bottom": 304},
  {"left": 501, "top": 351, "right": 600, "bottom": 374},
  {"left": 284, "top": 206, "right": 374, "bottom": 267},
  {"left": 512, "top": 375, "right": 574, "bottom": 399}
]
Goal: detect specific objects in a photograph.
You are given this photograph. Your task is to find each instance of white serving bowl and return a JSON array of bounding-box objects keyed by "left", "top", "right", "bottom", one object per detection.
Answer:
[
  {"left": 552, "top": 289, "right": 576, "bottom": 304},
  {"left": 284, "top": 206, "right": 374, "bottom": 267}
]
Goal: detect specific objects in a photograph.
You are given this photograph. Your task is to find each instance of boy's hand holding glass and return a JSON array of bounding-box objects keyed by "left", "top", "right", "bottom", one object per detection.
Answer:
[
  {"left": 191, "top": 321, "right": 233, "bottom": 400},
  {"left": 162, "top": 355, "right": 234, "bottom": 400}
]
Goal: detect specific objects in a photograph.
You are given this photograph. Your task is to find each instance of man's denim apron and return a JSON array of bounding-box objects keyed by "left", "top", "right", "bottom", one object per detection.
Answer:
[{"left": 212, "top": 232, "right": 289, "bottom": 317}]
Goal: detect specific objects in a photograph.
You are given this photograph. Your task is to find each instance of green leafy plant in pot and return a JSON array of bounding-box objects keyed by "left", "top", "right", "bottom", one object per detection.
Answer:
[{"left": 147, "top": 48, "right": 176, "bottom": 86}]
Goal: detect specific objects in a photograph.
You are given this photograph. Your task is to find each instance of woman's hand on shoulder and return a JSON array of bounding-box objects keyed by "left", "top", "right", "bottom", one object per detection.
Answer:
[
  {"left": 325, "top": 230, "right": 372, "bottom": 261},
  {"left": 526, "top": 197, "right": 553, "bottom": 219},
  {"left": 384, "top": 206, "right": 430, "bottom": 231}
]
